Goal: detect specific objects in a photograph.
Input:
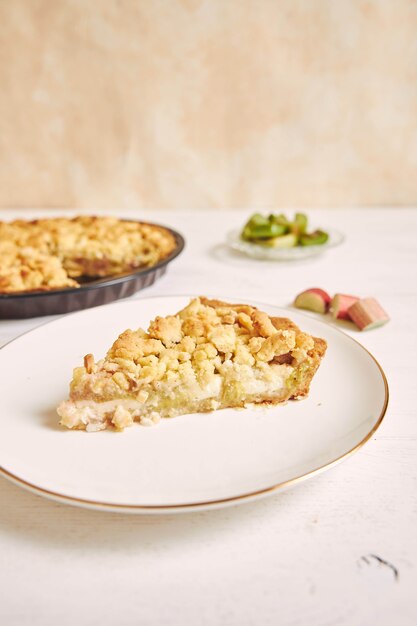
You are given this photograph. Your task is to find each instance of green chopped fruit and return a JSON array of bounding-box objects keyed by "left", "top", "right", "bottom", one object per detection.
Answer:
[
  {"left": 248, "top": 213, "right": 270, "bottom": 226},
  {"left": 292, "top": 212, "right": 308, "bottom": 235},
  {"left": 241, "top": 225, "right": 253, "bottom": 241},
  {"left": 247, "top": 224, "right": 272, "bottom": 238},
  {"left": 241, "top": 213, "right": 269, "bottom": 239},
  {"left": 270, "top": 213, "right": 291, "bottom": 231},
  {"left": 240, "top": 212, "right": 328, "bottom": 249},
  {"left": 299, "top": 230, "right": 329, "bottom": 246},
  {"left": 268, "top": 223, "right": 287, "bottom": 237},
  {"left": 241, "top": 214, "right": 288, "bottom": 240},
  {"left": 259, "top": 233, "right": 298, "bottom": 248},
  {"left": 249, "top": 223, "right": 286, "bottom": 239}
]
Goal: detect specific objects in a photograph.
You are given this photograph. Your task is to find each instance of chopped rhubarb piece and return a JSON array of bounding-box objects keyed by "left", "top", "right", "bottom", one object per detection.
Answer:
[
  {"left": 348, "top": 298, "right": 390, "bottom": 331},
  {"left": 331, "top": 293, "right": 360, "bottom": 320},
  {"left": 294, "top": 288, "right": 331, "bottom": 314}
]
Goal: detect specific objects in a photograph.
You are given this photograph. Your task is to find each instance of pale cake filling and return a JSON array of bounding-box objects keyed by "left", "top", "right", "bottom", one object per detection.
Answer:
[
  {"left": 58, "top": 366, "right": 289, "bottom": 432},
  {"left": 57, "top": 297, "right": 326, "bottom": 432}
]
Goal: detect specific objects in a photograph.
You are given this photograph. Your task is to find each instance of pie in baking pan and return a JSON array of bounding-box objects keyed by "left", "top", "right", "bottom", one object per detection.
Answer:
[{"left": 0, "top": 216, "right": 177, "bottom": 293}]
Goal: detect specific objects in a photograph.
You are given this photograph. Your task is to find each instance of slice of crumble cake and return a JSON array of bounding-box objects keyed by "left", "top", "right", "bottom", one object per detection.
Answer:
[{"left": 57, "top": 297, "right": 327, "bottom": 432}]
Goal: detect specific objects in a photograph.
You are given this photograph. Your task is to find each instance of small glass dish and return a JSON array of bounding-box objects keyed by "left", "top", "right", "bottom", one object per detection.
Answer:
[{"left": 227, "top": 229, "right": 344, "bottom": 261}]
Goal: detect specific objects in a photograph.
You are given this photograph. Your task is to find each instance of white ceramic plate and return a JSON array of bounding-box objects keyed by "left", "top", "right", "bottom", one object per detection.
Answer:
[
  {"left": 0, "top": 296, "right": 387, "bottom": 514},
  {"left": 227, "top": 229, "right": 344, "bottom": 261}
]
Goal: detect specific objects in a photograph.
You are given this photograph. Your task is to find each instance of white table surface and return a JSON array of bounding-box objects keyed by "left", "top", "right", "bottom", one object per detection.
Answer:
[{"left": 1, "top": 208, "right": 416, "bottom": 626}]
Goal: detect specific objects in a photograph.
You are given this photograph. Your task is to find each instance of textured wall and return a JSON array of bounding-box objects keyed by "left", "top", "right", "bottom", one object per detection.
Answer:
[{"left": 0, "top": 0, "right": 416, "bottom": 209}]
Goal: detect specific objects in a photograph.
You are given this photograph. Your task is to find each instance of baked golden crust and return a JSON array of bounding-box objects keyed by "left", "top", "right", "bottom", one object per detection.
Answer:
[
  {"left": 0, "top": 216, "right": 177, "bottom": 293},
  {"left": 57, "top": 297, "right": 327, "bottom": 432},
  {"left": 0, "top": 242, "right": 78, "bottom": 293}
]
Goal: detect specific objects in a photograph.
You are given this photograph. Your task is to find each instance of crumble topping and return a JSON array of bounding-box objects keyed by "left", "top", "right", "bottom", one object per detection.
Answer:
[
  {"left": 101, "top": 297, "right": 300, "bottom": 375},
  {"left": 0, "top": 216, "right": 177, "bottom": 293},
  {"left": 0, "top": 242, "right": 78, "bottom": 293}
]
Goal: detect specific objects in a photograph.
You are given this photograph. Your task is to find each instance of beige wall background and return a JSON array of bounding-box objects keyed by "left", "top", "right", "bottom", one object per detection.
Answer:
[{"left": 0, "top": 0, "right": 416, "bottom": 209}]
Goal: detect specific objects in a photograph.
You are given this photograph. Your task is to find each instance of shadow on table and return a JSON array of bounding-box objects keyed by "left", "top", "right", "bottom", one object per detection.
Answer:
[{"left": 0, "top": 473, "right": 324, "bottom": 553}]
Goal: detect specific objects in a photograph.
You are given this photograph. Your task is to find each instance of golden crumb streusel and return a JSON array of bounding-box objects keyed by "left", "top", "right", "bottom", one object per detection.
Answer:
[
  {"left": 0, "top": 216, "right": 177, "bottom": 293},
  {"left": 0, "top": 242, "right": 78, "bottom": 293}
]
